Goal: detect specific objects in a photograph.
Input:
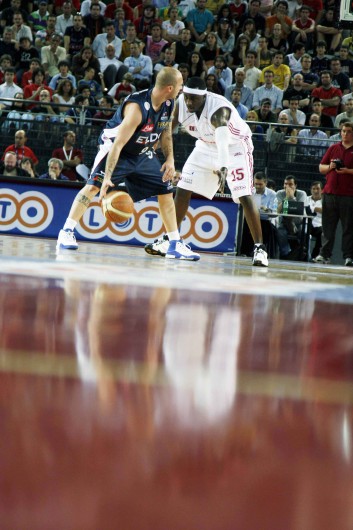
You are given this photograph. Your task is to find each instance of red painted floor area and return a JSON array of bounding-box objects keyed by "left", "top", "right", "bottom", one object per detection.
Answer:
[{"left": 0, "top": 236, "right": 353, "bottom": 530}]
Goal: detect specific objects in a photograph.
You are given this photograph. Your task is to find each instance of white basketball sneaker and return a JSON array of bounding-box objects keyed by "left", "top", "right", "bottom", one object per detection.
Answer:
[
  {"left": 144, "top": 234, "right": 169, "bottom": 256},
  {"left": 165, "top": 240, "right": 200, "bottom": 261},
  {"left": 56, "top": 229, "right": 78, "bottom": 250},
  {"left": 252, "top": 244, "right": 268, "bottom": 267}
]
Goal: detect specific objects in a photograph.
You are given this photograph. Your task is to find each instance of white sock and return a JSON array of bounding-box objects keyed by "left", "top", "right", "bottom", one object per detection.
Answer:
[
  {"left": 167, "top": 230, "right": 180, "bottom": 241},
  {"left": 63, "top": 218, "right": 77, "bottom": 231}
]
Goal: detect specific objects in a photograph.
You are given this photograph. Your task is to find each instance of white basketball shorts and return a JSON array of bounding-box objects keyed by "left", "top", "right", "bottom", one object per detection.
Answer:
[{"left": 177, "top": 138, "right": 254, "bottom": 203}]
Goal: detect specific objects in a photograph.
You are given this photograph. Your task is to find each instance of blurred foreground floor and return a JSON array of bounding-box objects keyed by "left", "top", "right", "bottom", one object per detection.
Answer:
[{"left": 0, "top": 235, "right": 353, "bottom": 530}]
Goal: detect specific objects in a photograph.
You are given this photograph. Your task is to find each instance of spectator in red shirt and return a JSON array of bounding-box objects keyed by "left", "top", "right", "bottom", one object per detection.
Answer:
[
  {"left": 316, "top": 122, "right": 353, "bottom": 265},
  {"left": 21, "top": 58, "right": 42, "bottom": 88},
  {"left": 23, "top": 67, "right": 53, "bottom": 108},
  {"left": 3, "top": 129, "right": 39, "bottom": 166},
  {"left": 108, "top": 71, "right": 136, "bottom": 103},
  {"left": 311, "top": 70, "right": 342, "bottom": 123},
  {"left": 51, "top": 130, "right": 84, "bottom": 181},
  {"left": 105, "top": 0, "right": 134, "bottom": 21},
  {"left": 134, "top": 5, "right": 161, "bottom": 40}
]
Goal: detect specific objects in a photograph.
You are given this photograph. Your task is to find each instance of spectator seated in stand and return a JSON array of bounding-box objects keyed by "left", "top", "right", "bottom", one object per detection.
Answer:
[
  {"left": 77, "top": 66, "right": 104, "bottom": 101},
  {"left": 38, "top": 157, "right": 70, "bottom": 180},
  {"left": 31, "top": 88, "right": 60, "bottom": 123},
  {"left": 230, "top": 87, "right": 248, "bottom": 119},
  {"left": 92, "top": 19, "right": 122, "bottom": 59},
  {"left": 48, "top": 60, "right": 77, "bottom": 92},
  {"left": 0, "top": 27, "right": 18, "bottom": 65},
  {"left": 207, "top": 55, "right": 232, "bottom": 94},
  {"left": 15, "top": 38, "right": 40, "bottom": 85},
  {"left": 41, "top": 33, "right": 67, "bottom": 79},
  {"left": 113, "top": 6, "right": 129, "bottom": 40},
  {"left": 54, "top": 2, "right": 74, "bottom": 37},
  {"left": 267, "top": 112, "right": 298, "bottom": 179},
  {"left": 0, "top": 54, "right": 18, "bottom": 85},
  {"left": 199, "top": 32, "right": 220, "bottom": 69},
  {"left": 20, "top": 156, "right": 39, "bottom": 178},
  {"left": 246, "top": 109, "right": 264, "bottom": 140},
  {"left": 35, "top": 13, "right": 59, "bottom": 50},
  {"left": 0, "top": 151, "right": 31, "bottom": 177},
  {"left": 64, "top": 93, "right": 92, "bottom": 125},
  {"left": 98, "top": 43, "right": 128, "bottom": 90},
  {"left": 123, "top": 41, "right": 153, "bottom": 89},
  {"left": 77, "top": 85, "right": 98, "bottom": 107},
  {"left": 83, "top": 2, "right": 105, "bottom": 42},
  {"left": 315, "top": 7, "right": 342, "bottom": 55},
  {"left": 205, "top": 73, "right": 223, "bottom": 95},
  {"left": 281, "top": 96, "right": 306, "bottom": 126},
  {"left": 11, "top": 14, "right": 33, "bottom": 45},
  {"left": 187, "top": 50, "right": 208, "bottom": 80},
  {"left": 144, "top": 23, "right": 168, "bottom": 66},
  {"left": 2, "top": 92, "right": 34, "bottom": 132},
  {"left": 282, "top": 72, "right": 310, "bottom": 114},
  {"left": 0, "top": 67, "right": 23, "bottom": 112},
  {"left": 52, "top": 78, "right": 75, "bottom": 114},
  {"left": 153, "top": 45, "right": 179, "bottom": 78},
  {"left": 108, "top": 72, "right": 136, "bottom": 104},
  {"left": 240, "top": 171, "right": 278, "bottom": 259},
  {"left": 297, "top": 113, "right": 329, "bottom": 160},
  {"left": 52, "top": 130, "right": 84, "bottom": 181},
  {"left": 311, "top": 70, "right": 342, "bottom": 127},
  {"left": 276, "top": 175, "right": 308, "bottom": 260},
  {"left": 134, "top": 4, "right": 162, "bottom": 41},
  {"left": 92, "top": 94, "right": 115, "bottom": 126},
  {"left": 63, "top": 13, "right": 91, "bottom": 62},
  {"left": 2, "top": 129, "right": 39, "bottom": 166},
  {"left": 253, "top": 70, "right": 283, "bottom": 115},
  {"left": 21, "top": 58, "right": 42, "bottom": 88},
  {"left": 71, "top": 46, "right": 101, "bottom": 82},
  {"left": 23, "top": 67, "right": 54, "bottom": 108}
]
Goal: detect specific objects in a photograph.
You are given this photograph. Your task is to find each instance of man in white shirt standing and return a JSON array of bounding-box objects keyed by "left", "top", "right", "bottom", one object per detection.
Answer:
[
  {"left": 92, "top": 19, "right": 122, "bottom": 59},
  {"left": 0, "top": 67, "right": 22, "bottom": 111}
]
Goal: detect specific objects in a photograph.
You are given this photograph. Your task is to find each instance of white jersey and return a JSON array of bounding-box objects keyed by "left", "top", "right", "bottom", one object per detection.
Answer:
[{"left": 178, "top": 92, "right": 252, "bottom": 152}]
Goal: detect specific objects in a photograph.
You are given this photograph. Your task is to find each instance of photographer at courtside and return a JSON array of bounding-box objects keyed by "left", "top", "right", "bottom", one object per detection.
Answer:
[{"left": 315, "top": 122, "right": 353, "bottom": 266}]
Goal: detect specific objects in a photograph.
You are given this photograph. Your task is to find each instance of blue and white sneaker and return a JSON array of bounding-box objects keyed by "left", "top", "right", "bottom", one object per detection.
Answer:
[
  {"left": 165, "top": 240, "right": 200, "bottom": 261},
  {"left": 56, "top": 229, "right": 78, "bottom": 250}
]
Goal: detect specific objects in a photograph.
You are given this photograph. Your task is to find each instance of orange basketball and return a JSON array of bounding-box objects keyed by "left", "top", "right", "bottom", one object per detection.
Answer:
[{"left": 101, "top": 191, "right": 134, "bottom": 223}]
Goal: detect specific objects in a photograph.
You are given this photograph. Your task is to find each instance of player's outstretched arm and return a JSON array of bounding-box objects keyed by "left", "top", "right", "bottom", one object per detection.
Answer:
[
  {"left": 211, "top": 107, "right": 231, "bottom": 194},
  {"left": 99, "top": 103, "right": 142, "bottom": 201}
]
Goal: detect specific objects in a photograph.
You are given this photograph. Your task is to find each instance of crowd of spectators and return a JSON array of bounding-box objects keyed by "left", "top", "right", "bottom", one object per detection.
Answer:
[{"left": 0, "top": 1, "right": 348, "bottom": 165}]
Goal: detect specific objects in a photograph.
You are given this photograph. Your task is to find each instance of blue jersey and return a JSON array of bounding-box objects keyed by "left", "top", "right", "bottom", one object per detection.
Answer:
[{"left": 99, "top": 88, "right": 174, "bottom": 157}]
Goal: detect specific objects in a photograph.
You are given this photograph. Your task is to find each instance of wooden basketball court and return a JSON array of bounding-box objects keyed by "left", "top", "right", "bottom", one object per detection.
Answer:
[{"left": 1, "top": 234, "right": 352, "bottom": 530}]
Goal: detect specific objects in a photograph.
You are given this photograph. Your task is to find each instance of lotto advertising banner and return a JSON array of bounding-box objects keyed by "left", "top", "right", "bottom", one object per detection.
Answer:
[{"left": 0, "top": 183, "right": 237, "bottom": 253}]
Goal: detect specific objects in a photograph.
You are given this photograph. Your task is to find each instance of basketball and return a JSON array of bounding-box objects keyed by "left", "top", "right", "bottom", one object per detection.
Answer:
[{"left": 101, "top": 191, "right": 134, "bottom": 223}]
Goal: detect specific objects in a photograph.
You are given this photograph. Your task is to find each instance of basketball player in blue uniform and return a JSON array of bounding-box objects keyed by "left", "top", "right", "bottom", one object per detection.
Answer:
[{"left": 56, "top": 68, "right": 200, "bottom": 261}]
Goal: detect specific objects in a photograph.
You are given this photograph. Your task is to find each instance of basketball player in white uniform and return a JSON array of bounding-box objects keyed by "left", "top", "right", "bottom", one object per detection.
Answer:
[{"left": 145, "top": 77, "right": 268, "bottom": 267}]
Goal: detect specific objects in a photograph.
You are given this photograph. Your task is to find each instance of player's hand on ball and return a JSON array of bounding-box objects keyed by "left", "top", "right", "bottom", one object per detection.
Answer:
[
  {"left": 99, "top": 176, "right": 114, "bottom": 202},
  {"left": 214, "top": 167, "right": 228, "bottom": 194}
]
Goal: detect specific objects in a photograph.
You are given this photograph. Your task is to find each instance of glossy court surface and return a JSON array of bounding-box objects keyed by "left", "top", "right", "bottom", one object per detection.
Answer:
[{"left": 0, "top": 234, "right": 353, "bottom": 530}]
